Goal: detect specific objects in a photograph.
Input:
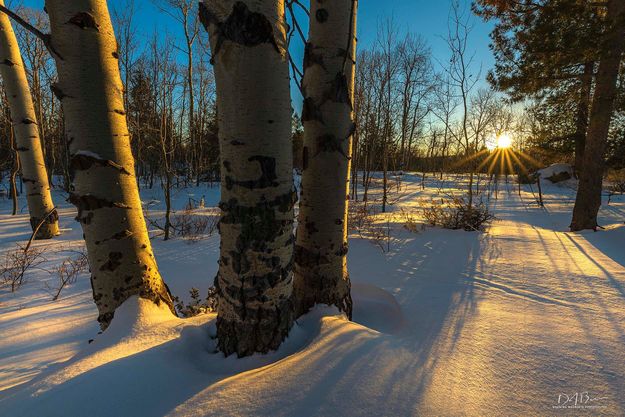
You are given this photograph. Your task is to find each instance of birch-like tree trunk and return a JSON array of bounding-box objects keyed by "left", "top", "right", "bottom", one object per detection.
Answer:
[
  {"left": 293, "top": 0, "right": 358, "bottom": 318},
  {"left": 200, "top": 0, "right": 295, "bottom": 357},
  {"left": 0, "top": 0, "right": 59, "bottom": 239},
  {"left": 570, "top": 0, "right": 625, "bottom": 231},
  {"left": 46, "top": 0, "right": 174, "bottom": 328}
]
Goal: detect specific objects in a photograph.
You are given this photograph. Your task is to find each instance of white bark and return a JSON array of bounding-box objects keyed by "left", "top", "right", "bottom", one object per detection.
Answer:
[
  {"left": 46, "top": 0, "right": 174, "bottom": 328},
  {"left": 0, "top": 0, "right": 59, "bottom": 239},
  {"left": 200, "top": 0, "right": 295, "bottom": 356},
  {"left": 294, "top": 0, "right": 357, "bottom": 318}
]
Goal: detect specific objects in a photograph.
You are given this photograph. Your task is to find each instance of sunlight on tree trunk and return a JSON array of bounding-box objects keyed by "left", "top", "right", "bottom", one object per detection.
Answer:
[
  {"left": 46, "top": 0, "right": 175, "bottom": 329},
  {"left": 0, "top": 0, "right": 59, "bottom": 239}
]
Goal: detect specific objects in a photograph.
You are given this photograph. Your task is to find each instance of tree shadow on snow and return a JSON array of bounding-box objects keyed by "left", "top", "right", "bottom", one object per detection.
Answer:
[{"left": 0, "top": 229, "right": 485, "bottom": 417}]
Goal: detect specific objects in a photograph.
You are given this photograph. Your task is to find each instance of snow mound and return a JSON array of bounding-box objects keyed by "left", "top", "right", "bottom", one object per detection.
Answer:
[
  {"left": 352, "top": 283, "right": 405, "bottom": 334},
  {"left": 537, "top": 163, "right": 574, "bottom": 183},
  {"left": 0, "top": 300, "right": 385, "bottom": 417},
  {"left": 23, "top": 297, "right": 187, "bottom": 394}
]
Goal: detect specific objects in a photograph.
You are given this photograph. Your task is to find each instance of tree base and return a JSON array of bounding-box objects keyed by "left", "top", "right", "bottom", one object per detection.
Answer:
[
  {"left": 216, "top": 299, "right": 294, "bottom": 358},
  {"left": 294, "top": 275, "right": 353, "bottom": 321},
  {"left": 31, "top": 210, "right": 60, "bottom": 240},
  {"left": 33, "top": 223, "right": 60, "bottom": 240}
]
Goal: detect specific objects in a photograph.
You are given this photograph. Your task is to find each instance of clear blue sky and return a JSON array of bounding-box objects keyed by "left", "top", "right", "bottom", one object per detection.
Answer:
[
  {"left": 16, "top": 0, "right": 495, "bottom": 108},
  {"left": 355, "top": 0, "right": 494, "bottom": 71}
]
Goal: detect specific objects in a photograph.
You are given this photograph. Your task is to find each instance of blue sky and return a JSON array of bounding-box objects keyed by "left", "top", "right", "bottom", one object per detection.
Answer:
[
  {"left": 17, "top": 0, "right": 495, "bottom": 107},
  {"left": 355, "top": 0, "right": 494, "bottom": 70}
]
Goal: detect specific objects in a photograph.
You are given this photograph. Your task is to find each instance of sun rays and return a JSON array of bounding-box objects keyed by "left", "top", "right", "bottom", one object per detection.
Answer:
[
  {"left": 446, "top": 133, "right": 542, "bottom": 176},
  {"left": 477, "top": 143, "right": 542, "bottom": 176}
]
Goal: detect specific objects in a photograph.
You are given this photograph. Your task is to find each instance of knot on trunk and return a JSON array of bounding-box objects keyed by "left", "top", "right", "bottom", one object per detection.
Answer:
[
  {"left": 67, "top": 12, "right": 99, "bottom": 31},
  {"left": 200, "top": 1, "right": 281, "bottom": 64}
]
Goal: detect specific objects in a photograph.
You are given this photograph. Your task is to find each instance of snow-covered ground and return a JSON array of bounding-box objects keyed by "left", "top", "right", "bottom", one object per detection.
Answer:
[{"left": 0, "top": 174, "right": 624, "bottom": 416}]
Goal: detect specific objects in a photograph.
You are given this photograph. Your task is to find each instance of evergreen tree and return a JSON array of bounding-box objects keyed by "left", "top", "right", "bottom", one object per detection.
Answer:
[{"left": 474, "top": 0, "right": 602, "bottom": 173}]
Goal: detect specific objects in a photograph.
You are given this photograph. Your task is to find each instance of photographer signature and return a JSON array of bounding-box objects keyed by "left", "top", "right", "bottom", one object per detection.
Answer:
[{"left": 553, "top": 392, "right": 609, "bottom": 409}]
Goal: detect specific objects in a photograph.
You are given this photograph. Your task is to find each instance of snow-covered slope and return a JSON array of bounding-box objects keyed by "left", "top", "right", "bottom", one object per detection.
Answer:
[{"left": 1, "top": 175, "right": 624, "bottom": 416}]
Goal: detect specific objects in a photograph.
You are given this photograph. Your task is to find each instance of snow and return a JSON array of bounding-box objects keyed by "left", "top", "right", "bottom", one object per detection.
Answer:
[
  {"left": 1, "top": 174, "right": 624, "bottom": 416},
  {"left": 537, "top": 163, "right": 574, "bottom": 182}
]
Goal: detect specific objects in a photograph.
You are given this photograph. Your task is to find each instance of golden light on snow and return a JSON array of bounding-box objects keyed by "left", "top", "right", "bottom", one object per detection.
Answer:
[{"left": 486, "top": 133, "right": 513, "bottom": 151}]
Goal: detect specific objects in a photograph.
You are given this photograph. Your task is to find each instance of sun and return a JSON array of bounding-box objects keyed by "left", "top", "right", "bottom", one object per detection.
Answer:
[
  {"left": 497, "top": 133, "right": 513, "bottom": 149},
  {"left": 486, "top": 133, "right": 513, "bottom": 150}
]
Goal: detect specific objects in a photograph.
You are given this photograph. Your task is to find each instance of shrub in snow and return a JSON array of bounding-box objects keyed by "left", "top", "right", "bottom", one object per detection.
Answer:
[
  {"left": 0, "top": 243, "right": 46, "bottom": 292},
  {"left": 421, "top": 197, "right": 495, "bottom": 231},
  {"left": 399, "top": 208, "right": 424, "bottom": 233},
  {"left": 348, "top": 202, "right": 393, "bottom": 251},
  {"left": 370, "top": 221, "right": 392, "bottom": 253},
  {"left": 173, "top": 287, "right": 218, "bottom": 317},
  {"left": 45, "top": 249, "right": 90, "bottom": 301},
  {"left": 171, "top": 208, "right": 218, "bottom": 242},
  {"left": 605, "top": 170, "right": 625, "bottom": 204},
  {"left": 146, "top": 204, "right": 219, "bottom": 242},
  {"left": 348, "top": 202, "right": 376, "bottom": 235}
]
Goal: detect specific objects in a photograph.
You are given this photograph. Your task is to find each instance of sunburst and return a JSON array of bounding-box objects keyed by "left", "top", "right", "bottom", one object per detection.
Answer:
[{"left": 486, "top": 133, "right": 513, "bottom": 151}]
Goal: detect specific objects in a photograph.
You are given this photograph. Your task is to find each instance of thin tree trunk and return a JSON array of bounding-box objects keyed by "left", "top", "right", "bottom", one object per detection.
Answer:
[
  {"left": 570, "top": 0, "right": 625, "bottom": 231},
  {"left": 183, "top": 23, "right": 196, "bottom": 184},
  {"left": 293, "top": 0, "right": 357, "bottom": 319},
  {"left": 9, "top": 125, "right": 19, "bottom": 215},
  {"left": 573, "top": 61, "right": 594, "bottom": 177},
  {"left": 0, "top": 1, "right": 59, "bottom": 238},
  {"left": 200, "top": 0, "right": 295, "bottom": 357},
  {"left": 382, "top": 134, "right": 388, "bottom": 212},
  {"left": 161, "top": 117, "right": 172, "bottom": 241},
  {"left": 46, "top": 0, "right": 175, "bottom": 329},
  {"left": 163, "top": 173, "right": 171, "bottom": 240}
]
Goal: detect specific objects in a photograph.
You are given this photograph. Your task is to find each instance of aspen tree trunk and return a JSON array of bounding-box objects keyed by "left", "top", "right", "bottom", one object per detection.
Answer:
[
  {"left": 571, "top": 0, "right": 625, "bottom": 231},
  {"left": 293, "top": 0, "right": 357, "bottom": 318},
  {"left": 0, "top": 1, "right": 59, "bottom": 238},
  {"left": 200, "top": 0, "right": 295, "bottom": 357},
  {"left": 46, "top": 0, "right": 175, "bottom": 329}
]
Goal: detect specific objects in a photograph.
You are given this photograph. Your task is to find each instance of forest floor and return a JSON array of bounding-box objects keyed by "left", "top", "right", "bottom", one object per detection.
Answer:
[{"left": 0, "top": 173, "right": 624, "bottom": 416}]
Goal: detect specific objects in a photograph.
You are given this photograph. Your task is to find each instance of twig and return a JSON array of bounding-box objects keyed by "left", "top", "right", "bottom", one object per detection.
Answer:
[
  {"left": 291, "top": 0, "right": 309, "bottom": 16},
  {"left": 341, "top": 0, "right": 358, "bottom": 74},
  {"left": 288, "top": 52, "right": 304, "bottom": 93},
  {"left": 285, "top": 0, "right": 305, "bottom": 94},
  {"left": 286, "top": 0, "right": 307, "bottom": 44},
  {"left": 0, "top": 5, "right": 63, "bottom": 60},
  {"left": 25, "top": 207, "right": 58, "bottom": 252}
]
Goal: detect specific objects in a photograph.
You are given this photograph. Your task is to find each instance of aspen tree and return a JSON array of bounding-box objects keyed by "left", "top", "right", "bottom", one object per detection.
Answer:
[
  {"left": 0, "top": 0, "right": 59, "bottom": 239},
  {"left": 293, "top": 0, "right": 358, "bottom": 318},
  {"left": 200, "top": 0, "right": 296, "bottom": 356},
  {"left": 45, "top": 0, "right": 174, "bottom": 328}
]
